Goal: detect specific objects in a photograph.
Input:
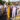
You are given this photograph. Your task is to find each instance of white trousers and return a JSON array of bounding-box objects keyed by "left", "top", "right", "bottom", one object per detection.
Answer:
[{"left": 12, "top": 8, "right": 16, "bottom": 17}]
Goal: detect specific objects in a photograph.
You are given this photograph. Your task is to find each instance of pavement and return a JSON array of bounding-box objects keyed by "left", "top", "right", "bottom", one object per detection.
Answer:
[{"left": 9, "top": 17, "right": 16, "bottom": 20}]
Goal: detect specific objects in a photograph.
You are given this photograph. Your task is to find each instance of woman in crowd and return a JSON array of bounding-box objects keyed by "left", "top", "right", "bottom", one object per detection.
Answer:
[{"left": 7, "top": 3, "right": 10, "bottom": 20}]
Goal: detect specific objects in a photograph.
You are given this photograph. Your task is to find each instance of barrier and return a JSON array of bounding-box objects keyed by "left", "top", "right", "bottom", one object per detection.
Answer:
[{"left": 16, "top": 15, "right": 20, "bottom": 20}]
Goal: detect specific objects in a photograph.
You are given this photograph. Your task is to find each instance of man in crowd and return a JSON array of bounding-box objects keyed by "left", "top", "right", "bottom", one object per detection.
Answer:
[
  {"left": 3, "top": 2, "right": 8, "bottom": 16},
  {"left": 12, "top": 2, "right": 16, "bottom": 18},
  {"left": 0, "top": 1, "right": 4, "bottom": 20},
  {"left": 0, "top": 2, "right": 3, "bottom": 16}
]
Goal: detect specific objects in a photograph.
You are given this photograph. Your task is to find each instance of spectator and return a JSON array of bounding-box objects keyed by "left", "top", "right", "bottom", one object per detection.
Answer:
[{"left": 3, "top": 2, "right": 8, "bottom": 16}]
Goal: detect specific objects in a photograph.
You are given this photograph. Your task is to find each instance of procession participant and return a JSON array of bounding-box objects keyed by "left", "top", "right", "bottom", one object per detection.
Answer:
[
  {"left": 12, "top": 2, "right": 16, "bottom": 18},
  {"left": 3, "top": 2, "right": 8, "bottom": 16},
  {"left": 7, "top": 4, "right": 10, "bottom": 20},
  {"left": 0, "top": 2, "right": 3, "bottom": 16},
  {"left": 3, "top": 2, "right": 8, "bottom": 20},
  {"left": 10, "top": 5, "right": 12, "bottom": 18}
]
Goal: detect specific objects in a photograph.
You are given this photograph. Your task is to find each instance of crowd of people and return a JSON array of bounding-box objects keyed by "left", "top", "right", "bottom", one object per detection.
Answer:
[{"left": 0, "top": 1, "right": 20, "bottom": 20}]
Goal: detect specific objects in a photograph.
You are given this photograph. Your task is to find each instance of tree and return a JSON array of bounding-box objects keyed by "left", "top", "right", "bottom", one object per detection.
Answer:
[{"left": 0, "top": 0, "right": 2, "bottom": 2}]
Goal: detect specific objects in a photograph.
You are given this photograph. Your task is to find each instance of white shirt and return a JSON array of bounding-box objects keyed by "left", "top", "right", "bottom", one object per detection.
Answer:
[
  {"left": 4, "top": 4, "right": 8, "bottom": 8},
  {"left": 13, "top": 7, "right": 16, "bottom": 11},
  {"left": 0, "top": 5, "right": 2, "bottom": 9},
  {"left": 12, "top": 5, "right": 16, "bottom": 8},
  {"left": 4, "top": 4, "right": 7, "bottom": 8},
  {"left": 12, "top": 5, "right": 16, "bottom": 11}
]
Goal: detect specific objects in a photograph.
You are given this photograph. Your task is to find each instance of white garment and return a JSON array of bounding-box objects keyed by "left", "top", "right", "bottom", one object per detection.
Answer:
[
  {"left": 12, "top": 5, "right": 16, "bottom": 17},
  {"left": 0, "top": 5, "right": 2, "bottom": 9},
  {"left": 0, "top": 5, "right": 2, "bottom": 15},
  {"left": 4, "top": 4, "right": 8, "bottom": 8},
  {"left": 4, "top": 4, "right": 8, "bottom": 12},
  {"left": 4, "top": 4, "right": 7, "bottom": 8}
]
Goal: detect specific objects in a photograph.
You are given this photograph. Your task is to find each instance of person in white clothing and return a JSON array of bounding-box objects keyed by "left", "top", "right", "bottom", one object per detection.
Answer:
[
  {"left": 3, "top": 2, "right": 8, "bottom": 16},
  {"left": 0, "top": 2, "right": 3, "bottom": 16},
  {"left": 12, "top": 3, "right": 16, "bottom": 18}
]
